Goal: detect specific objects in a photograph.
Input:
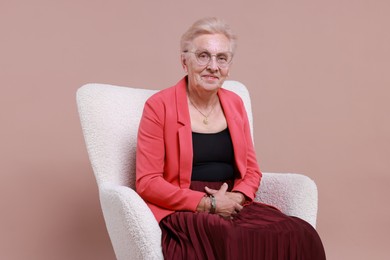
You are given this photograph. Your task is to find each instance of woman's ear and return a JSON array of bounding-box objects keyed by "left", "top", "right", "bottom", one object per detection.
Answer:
[{"left": 181, "top": 54, "right": 188, "bottom": 72}]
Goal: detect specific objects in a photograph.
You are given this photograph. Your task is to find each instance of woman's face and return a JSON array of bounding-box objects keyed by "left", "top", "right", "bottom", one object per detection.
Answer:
[{"left": 182, "top": 34, "right": 232, "bottom": 94}]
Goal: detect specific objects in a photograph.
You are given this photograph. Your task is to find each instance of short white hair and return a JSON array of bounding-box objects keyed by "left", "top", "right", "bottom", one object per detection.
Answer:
[{"left": 180, "top": 17, "right": 237, "bottom": 53}]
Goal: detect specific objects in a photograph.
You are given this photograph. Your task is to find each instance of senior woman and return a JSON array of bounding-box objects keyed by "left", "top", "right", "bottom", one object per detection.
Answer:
[{"left": 136, "top": 17, "right": 326, "bottom": 259}]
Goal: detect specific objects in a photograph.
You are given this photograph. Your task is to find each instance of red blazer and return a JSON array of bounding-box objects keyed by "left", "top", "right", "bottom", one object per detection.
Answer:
[{"left": 136, "top": 77, "right": 262, "bottom": 222}]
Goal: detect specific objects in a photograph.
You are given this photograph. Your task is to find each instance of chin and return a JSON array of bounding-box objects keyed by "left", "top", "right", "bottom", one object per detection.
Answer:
[
  {"left": 201, "top": 79, "right": 225, "bottom": 90},
  {"left": 201, "top": 83, "right": 222, "bottom": 92}
]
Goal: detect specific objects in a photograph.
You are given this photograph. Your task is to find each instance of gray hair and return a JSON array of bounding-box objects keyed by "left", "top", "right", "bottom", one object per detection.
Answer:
[{"left": 180, "top": 17, "right": 237, "bottom": 53}]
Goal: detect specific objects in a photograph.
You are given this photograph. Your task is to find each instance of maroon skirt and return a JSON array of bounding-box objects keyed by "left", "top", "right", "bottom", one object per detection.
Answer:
[{"left": 160, "top": 181, "right": 326, "bottom": 260}]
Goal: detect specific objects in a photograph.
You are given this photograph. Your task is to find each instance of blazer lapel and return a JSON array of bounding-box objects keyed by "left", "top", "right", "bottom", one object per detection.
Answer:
[
  {"left": 218, "top": 89, "right": 247, "bottom": 179},
  {"left": 175, "top": 78, "right": 193, "bottom": 188}
]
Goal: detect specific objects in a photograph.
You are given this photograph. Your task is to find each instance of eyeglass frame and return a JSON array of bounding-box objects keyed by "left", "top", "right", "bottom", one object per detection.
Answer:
[{"left": 183, "top": 50, "right": 234, "bottom": 68}]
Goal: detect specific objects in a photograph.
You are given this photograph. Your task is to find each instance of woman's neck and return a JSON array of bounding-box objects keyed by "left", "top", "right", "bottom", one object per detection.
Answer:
[{"left": 187, "top": 86, "right": 219, "bottom": 109}]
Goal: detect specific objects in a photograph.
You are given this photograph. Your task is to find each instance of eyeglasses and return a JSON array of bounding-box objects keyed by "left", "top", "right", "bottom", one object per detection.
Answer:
[{"left": 184, "top": 50, "right": 233, "bottom": 68}]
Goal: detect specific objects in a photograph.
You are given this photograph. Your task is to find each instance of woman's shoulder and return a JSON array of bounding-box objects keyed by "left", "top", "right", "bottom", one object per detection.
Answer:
[
  {"left": 146, "top": 78, "right": 185, "bottom": 103},
  {"left": 219, "top": 87, "right": 245, "bottom": 106},
  {"left": 144, "top": 85, "right": 176, "bottom": 107}
]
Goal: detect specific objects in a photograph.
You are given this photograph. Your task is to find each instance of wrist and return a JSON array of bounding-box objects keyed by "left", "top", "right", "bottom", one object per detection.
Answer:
[
  {"left": 197, "top": 195, "right": 209, "bottom": 212},
  {"left": 232, "top": 191, "right": 246, "bottom": 204}
]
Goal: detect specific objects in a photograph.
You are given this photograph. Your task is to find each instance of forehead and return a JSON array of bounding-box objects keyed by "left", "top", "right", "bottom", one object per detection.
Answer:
[{"left": 191, "top": 34, "right": 231, "bottom": 52}]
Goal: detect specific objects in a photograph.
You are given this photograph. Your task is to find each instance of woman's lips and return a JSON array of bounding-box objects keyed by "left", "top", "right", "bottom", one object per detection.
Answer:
[{"left": 202, "top": 75, "right": 219, "bottom": 81}]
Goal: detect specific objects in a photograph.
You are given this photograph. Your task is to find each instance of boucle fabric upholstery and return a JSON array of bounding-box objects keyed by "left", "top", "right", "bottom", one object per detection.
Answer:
[{"left": 76, "top": 81, "right": 318, "bottom": 260}]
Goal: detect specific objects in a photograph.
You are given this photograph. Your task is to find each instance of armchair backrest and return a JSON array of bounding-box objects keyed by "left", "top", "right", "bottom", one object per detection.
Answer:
[{"left": 76, "top": 80, "right": 254, "bottom": 189}]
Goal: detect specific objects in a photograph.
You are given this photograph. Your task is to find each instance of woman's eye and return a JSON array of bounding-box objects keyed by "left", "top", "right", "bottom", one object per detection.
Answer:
[
  {"left": 198, "top": 53, "right": 209, "bottom": 59},
  {"left": 217, "top": 55, "right": 228, "bottom": 62}
]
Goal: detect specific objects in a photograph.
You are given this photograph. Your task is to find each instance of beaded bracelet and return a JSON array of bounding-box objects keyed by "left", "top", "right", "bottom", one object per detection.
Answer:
[
  {"left": 202, "top": 194, "right": 209, "bottom": 212},
  {"left": 209, "top": 195, "right": 216, "bottom": 214}
]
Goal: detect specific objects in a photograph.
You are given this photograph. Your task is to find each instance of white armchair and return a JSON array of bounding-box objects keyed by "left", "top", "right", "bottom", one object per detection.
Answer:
[{"left": 76, "top": 81, "right": 319, "bottom": 260}]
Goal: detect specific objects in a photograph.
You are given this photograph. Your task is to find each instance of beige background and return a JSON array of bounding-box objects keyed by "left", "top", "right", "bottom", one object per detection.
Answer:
[{"left": 1, "top": 1, "right": 389, "bottom": 259}]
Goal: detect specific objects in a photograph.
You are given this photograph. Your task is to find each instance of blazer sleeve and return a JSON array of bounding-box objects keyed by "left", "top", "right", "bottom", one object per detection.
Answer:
[
  {"left": 135, "top": 96, "right": 205, "bottom": 212},
  {"left": 231, "top": 97, "right": 262, "bottom": 201}
]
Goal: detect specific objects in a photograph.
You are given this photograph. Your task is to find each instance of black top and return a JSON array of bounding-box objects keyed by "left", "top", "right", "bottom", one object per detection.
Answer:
[{"left": 191, "top": 128, "right": 235, "bottom": 181}]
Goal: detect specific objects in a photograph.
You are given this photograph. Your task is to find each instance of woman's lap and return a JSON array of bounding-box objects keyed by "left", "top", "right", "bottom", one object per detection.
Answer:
[{"left": 160, "top": 202, "right": 326, "bottom": 260}]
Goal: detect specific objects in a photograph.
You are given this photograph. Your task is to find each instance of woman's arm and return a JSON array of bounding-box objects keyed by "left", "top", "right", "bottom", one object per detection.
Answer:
[{"left": 136, "top": 97, "right": 205, "bottom": 212}]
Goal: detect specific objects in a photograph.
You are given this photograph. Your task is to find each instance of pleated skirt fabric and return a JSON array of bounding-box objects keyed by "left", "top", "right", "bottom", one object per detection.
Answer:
[{"left": 159, "top": 181, "right": 326, "bottom": 260}]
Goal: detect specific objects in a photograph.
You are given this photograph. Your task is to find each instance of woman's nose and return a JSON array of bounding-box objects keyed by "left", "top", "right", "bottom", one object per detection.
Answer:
[{"left": 207, "top": 56, "right": 219, "bottom": 71}]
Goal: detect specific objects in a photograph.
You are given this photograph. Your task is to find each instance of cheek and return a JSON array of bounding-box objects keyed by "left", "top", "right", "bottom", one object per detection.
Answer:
[
  {"left": 220, "top": 68, "right": 230, "bottom": 77},
  {"left": 187, "top": 64, "right": 204, "bottom": 77}
]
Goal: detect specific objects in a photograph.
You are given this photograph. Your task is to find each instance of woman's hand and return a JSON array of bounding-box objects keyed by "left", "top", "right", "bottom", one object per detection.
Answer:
[
  {"left": 225, "top": 191, "right": 246, "bottom": 205},
  {"left": 205, "top": 183, "right": 243, "bottom": 219},
  {"left": 205, "top": 185, "right": 246, "bottom": 205}
]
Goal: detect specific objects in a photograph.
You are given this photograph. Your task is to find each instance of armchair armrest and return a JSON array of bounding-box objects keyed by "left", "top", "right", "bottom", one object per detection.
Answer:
[
  {"left": 99, "top": 183, "right": 163, "bottom": 260},
  {"left": 255, "top": 173, "right": 318, "bottom": 228}
]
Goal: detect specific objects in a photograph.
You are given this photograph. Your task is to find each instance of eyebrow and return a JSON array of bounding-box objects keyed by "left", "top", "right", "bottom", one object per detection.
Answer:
[{"left": 195, "top": 49, "right": 232, "bottom": 54}]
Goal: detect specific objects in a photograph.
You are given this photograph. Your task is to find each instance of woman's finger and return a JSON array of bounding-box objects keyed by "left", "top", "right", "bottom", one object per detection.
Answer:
[
  {"left": 234, "top": 203, "right": 243, "bottom": 212},
  {"left": 204, "top": 186, "right": 218, "bottom": 195},
  {"left": 218, "top": 182, "right": 228, "bottom": 193}
]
